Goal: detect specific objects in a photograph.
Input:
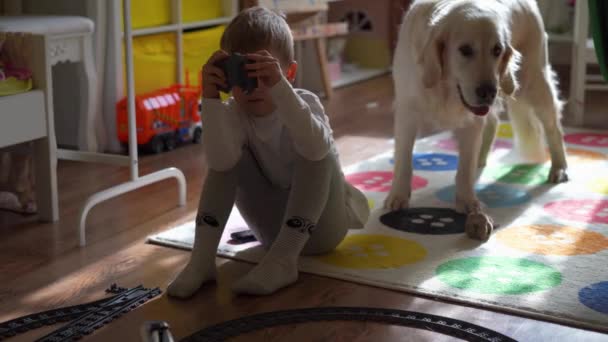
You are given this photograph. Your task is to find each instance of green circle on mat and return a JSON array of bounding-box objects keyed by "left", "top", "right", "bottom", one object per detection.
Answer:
[
  {"left": 484, "top": 164, "right": 550, "bottom": 185},
  {"left": 436, "top": 257, "right": 562, "bottom": 294}
]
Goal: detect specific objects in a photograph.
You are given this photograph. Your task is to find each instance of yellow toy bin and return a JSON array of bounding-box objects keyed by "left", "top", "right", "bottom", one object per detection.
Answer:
[
  {"left": 129, "top": 0, "right": 224, "bottom": 29},
  {"left": 128, "top": 25, "right": 225, "bottom": 94}
]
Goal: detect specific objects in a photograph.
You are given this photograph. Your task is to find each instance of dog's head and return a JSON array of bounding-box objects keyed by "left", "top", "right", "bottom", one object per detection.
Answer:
[{"left": 418, "top": 2, "right": 520, "bottom": 116}]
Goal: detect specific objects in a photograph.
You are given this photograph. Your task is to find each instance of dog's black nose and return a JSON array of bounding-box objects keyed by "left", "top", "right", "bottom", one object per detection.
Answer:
[{"left": 476, "top": 83, "right": 497, "bottom": 103}]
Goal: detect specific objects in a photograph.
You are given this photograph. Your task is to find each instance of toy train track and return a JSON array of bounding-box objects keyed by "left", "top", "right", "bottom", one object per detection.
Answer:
[
  {"left": 0, "top": 284, "right": 161, "bottom": 341},
  {"left": 182, "top": 307, "right": 518, "bottom": 342}
]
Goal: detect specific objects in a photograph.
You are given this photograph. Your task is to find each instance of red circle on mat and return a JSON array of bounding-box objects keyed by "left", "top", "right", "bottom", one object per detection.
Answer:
[
  {"left": 564, "top": 133, "right": 608, "bottom": 148},
  {"left": 346, "top": 171, "right": 428, "bottom": 193},
  {"left": 543, "top": 199, "right": 608, "bottom": 224}
]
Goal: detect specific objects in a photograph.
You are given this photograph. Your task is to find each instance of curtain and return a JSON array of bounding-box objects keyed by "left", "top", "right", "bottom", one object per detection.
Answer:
[{"left": 589, "top": 0, "right": 608, "bottom": 81}]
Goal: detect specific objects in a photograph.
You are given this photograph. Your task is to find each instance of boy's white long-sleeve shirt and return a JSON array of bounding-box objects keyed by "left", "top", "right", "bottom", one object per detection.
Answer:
[{"left": 201, "top": 77, "right": 336, "bottom": 188}]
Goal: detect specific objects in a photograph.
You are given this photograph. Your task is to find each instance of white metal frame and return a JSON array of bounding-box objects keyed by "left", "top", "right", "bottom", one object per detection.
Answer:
[
  {"left": 79, "top": 0, "right": 240, "bottom": 246},
  {"left": 102, "top": 0, "right": 238, "bottom": 152},
  {"left": 78, "top": 0, "right": 189, "bottom": 246}
]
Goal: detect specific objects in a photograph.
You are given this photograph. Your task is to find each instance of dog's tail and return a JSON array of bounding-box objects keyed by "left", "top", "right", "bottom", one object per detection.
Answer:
[{"left": 507, "top": 99, "right": 547, "bottom": 162}]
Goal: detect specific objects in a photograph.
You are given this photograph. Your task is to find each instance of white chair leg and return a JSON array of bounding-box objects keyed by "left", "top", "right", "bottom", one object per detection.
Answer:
[
  {"left": 33, "top": 136, "right": 59, "bottom": 222},
  {"left": 78, "top": 35, "right": 99, "bottom": 152}
]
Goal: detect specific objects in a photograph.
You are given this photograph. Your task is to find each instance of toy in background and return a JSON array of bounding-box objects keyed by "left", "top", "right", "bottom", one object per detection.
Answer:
[
  {"left": 328, "top": 0, "right": 410, "bottom": 69},
  {"left": 0, "top": 32, "right": 33, "bottom": 96},
  {"left": 0, "top": 32, "right": 37, "bottom": 215},
  {"left": 116, "top": 71, "right": 202, "bottom": 154},
  {"left": 0, "top": 143, "right": 36, "bottom": 215}
]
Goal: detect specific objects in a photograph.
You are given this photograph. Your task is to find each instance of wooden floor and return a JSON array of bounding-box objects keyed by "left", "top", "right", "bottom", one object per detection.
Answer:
[{"left": 1, "top": 75, "right": 607, "bottom": 342}]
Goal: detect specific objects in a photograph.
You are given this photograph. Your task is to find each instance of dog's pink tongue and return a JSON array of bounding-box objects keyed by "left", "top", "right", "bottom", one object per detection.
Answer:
[{"left": 472, "top": 106, "right": 490, "bottom": 116}]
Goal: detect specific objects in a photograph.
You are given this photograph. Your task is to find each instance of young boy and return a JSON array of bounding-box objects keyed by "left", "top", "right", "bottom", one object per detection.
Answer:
[{"left": 168, "top": 6, "right": 369, "bottom": 297}]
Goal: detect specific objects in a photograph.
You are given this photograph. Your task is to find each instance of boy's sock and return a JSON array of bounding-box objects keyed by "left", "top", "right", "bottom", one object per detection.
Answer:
[
  {"left": 231, "top": 216, "right": 313, "bottom": 295},
  {"left": 167, "top": 214, "right": 223, "bottom": 298},
  {"left": 167, "top": 166, "right": 239, "bottom": 299}
]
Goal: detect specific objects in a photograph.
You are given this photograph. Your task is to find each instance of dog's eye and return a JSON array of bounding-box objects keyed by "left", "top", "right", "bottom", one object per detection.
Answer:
[
  {"left": 459, "top": 45, "right": 473, "bottom": 58},
  {"left": 492, "top": 45, "right": 502, "bottom": 57}
]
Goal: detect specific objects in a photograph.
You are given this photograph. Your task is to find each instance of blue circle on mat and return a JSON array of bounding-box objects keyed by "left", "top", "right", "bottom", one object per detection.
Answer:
[
  {"left": 413, "top": 153, "right": 459, "bottom": 171},
  {"left": 436, "top": 183, "right": 531, "bottom": 208},
  {"left": 389, "top": 153, "right": 458, "bottom": 171},
  {"left": 579, "top": 282, "right": 608, "bottom": 314}
]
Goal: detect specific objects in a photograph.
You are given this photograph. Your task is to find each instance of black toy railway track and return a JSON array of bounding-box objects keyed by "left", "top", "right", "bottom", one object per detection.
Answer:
[
  {"left": 182, "top": 307, "right": 518, "bottom": 342},
  {"left": 0, "top": 284, "right": 161, "bottom": 341}
]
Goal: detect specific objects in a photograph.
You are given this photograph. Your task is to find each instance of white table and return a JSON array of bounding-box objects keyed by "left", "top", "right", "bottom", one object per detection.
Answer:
[
  {"left": 0, "top": 15, "right": 98, "bottom": 153},
  {"left": 0, "top": 34, "right": 58, "bottom": 222}
]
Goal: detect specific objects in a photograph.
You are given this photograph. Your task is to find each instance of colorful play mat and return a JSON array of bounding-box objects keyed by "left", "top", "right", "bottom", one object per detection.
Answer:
[{"left": 149, "top": 123, "right": 608, "bottom": 332}]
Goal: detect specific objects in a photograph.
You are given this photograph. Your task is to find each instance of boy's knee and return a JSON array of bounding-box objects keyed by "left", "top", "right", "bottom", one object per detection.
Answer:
[{"left": 295, "top": 153, "right": 337, "bottom": 174}]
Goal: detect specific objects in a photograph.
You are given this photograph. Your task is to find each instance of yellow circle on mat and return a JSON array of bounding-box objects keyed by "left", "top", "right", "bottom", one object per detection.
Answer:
[
  {"left": 564, "top": 147, "right": 606, "bottom": 163},
  {"left": 588, "top": 177, "right": 608, "bottom": 195},
  {"left": 497, "top": 123, "right": 513, "bottom": 139},
  {"left": 368, "top": 198, "right": 375, "bottom": 210},
  {"left": 496, "top": 224, "right": 608, "bottom": 256},
  {"left": 316, "top": 234, "right": 427, "bottom": 269}
]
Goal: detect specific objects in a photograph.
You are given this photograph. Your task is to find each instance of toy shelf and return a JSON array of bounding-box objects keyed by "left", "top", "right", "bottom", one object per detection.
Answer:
[
  {"left": 76, "top": 0, "right": 240, "bottom": 245},
  {"left": 102, "top": 0, "right": 238, "bottom": 152},
  {"left": 131, "top": 16, "right": 233, "bottom": 36}
]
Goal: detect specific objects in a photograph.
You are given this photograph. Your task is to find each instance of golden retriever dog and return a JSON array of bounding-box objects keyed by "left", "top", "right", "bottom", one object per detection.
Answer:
[{"left": 386, "top": 0, "right": 568, "bottom": 240}]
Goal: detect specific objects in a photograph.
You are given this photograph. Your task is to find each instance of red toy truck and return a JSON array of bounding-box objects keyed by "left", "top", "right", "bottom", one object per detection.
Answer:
[{"left": 116, "top": 80, "right": 202, "bottom": 154}]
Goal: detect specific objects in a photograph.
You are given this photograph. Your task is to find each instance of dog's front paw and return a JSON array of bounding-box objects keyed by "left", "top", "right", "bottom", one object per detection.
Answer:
[
  {"left": 548, "top": 167, "right": 568, "bottom": 183},
  {"left": 384, "top": 190, "right": 410, "bottom": 211},
  {"left": 465, "top": 212, "right": 493, "bottom": 241},
  {"left": 455, "top": 196, "right": 484, "bottom": 214}
]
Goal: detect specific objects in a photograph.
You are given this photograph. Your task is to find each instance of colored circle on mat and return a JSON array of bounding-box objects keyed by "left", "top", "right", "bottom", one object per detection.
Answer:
[
  {"left": 579, "top": 282, "right": 608, "bottom": 314},
  {"left": 317, "top": 234, "right": 427, "bottom": 269},
  {"left": 496, "top": 224, "right": 608, "bottom": 256},
  {"left": 493, "top": 139, "right": 513, "bottom": 150},
  {"left": 368, "top": 198, "right": 375, "bottom": 209},
  {"left": 588, "top": 177, "right": 608, "bottom": 195},
  {"left": 565, "top": 133, "right": 608, "bottom": 148},
  {"left": 497, "top": 123, "right": 513, "bottom": 139},
  {"left": 435, "top": 138, "right": 512, "bottom": 152},
  {"left": 436, "top": 184, "right": 531, "bottom": 208},
  {"left": 413, "top": 153, "right": 458, "bottom": 171},
  {"left": 544, "top": 199, "right": 608, "bottom": 225},
  {"left": 563, "top": 147, "right": 606, "bottom": 164},
  {"left": 436, "top": 257, "right": 562, "bottom": 294},
  {"left": 346, "top": 171, "right": 428, "bottom": 193},
  {"left": 483, "top": 164, "right": 550, "bottom": 185},
  {"left": 434, "top": 138, "right": 458, "bottom": 152},
  {"left": 379, "top": 207, "right": 467, "bottom": 235}
]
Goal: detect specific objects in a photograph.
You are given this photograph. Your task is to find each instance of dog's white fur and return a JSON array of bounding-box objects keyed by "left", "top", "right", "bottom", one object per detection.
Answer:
[{"left": 387, "top": 0, "right": 568, "bottom": 240}]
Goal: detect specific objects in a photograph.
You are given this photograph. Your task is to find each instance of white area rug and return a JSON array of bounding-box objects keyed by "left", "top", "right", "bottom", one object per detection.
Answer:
[{"left": 148, "top": 124, "right": 608, "bottom": 332}]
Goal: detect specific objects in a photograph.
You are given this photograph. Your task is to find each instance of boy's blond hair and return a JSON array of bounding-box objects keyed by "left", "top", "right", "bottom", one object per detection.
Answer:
[{"left": 220, "top": 6, "right": 294, "bottom": 65}]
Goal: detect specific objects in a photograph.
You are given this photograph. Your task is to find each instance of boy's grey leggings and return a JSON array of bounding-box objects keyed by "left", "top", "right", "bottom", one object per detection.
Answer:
[{"left": 197, "top": 147, "right": 352, "bottom": 255}]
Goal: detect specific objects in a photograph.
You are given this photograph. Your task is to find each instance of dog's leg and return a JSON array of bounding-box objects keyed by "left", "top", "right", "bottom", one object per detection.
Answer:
[
  {"left": 478, "top": 113, "right": 498, "bottom": 171},
  {"left": 385, "top": 104, "right": 418, "bottom": 210},
  {"left": 454, "top": 122, "right": 493, "bottom": 241},
  {"left": 526, "top": 68, "right": 568, "bottom": 183}
]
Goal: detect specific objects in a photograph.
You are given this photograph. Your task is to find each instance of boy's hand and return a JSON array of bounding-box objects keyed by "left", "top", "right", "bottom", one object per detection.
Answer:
[
  {"left": 246, "top": 50, "right": 283, "bottom": 88},
  {"left": 202, "top": 50, "right": 229, "bottom": 99}
]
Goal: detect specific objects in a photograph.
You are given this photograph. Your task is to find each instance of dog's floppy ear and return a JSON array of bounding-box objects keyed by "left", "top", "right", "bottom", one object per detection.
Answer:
[
  {"left": 499, "top": 45, "right": 519, "bottom": 96},
  {"left": 418, "top": 26, "right": 446, "bottom": 88}
]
